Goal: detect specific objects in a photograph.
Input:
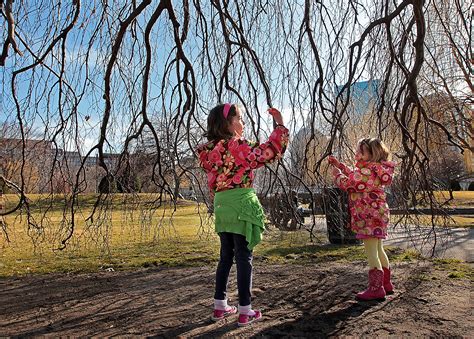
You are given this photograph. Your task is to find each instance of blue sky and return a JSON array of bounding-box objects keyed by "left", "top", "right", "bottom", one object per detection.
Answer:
[{"left": 2, "top": 0, "right": 467, "bottom": 157}]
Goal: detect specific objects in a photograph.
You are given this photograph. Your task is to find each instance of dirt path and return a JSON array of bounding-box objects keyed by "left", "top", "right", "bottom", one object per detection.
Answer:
[{"left": 0, "top": 260, "right": 472, "bottom": 337}]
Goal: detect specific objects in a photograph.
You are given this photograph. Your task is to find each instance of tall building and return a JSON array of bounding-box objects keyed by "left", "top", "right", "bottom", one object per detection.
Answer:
[{"left": 336, "top": 79, "right": 381, "bottom": 117}]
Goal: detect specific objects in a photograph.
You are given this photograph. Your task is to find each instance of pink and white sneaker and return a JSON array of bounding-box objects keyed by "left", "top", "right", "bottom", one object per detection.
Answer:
[
  {"left": 211, "top": 306, "right": 237, "bottom": 321},
  {"left": 237, "top": 310, "right": 262, "bottom": 327}
]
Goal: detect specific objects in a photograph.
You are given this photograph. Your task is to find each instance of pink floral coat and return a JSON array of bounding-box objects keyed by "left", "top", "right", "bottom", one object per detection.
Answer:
[
  {"left": 333, "top": 160, "right": 396, "bottom": 239},
  {"left": 197, "top": 126, "right": 289, "bottom": 192}
]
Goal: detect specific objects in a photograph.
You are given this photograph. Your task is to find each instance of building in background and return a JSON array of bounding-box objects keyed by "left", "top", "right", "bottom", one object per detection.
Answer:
[
  {"left": 336, "top": 79, "right": 381, "bottom": 117},
  {"left": 0, "top": 138, "right": 109, "bottom": 194},
  {"left": 0, "top": 138, "right": 54, "bottom": 193}
]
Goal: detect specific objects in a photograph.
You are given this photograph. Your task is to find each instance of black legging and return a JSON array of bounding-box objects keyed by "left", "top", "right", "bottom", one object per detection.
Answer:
[{"left": 214, "top": 232, "right": 253, "bottom": 306}]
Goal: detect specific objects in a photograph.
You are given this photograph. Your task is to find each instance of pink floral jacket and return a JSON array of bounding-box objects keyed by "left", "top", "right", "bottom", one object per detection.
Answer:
[
  {"left": 197, "top": 126, "right": 289, "bottom": 192},
  {"left": 333, "top": 160, "right": 396, "bottom": 239}
]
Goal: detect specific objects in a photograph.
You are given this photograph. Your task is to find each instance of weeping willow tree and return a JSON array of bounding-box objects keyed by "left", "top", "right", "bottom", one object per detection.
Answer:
[{"left": 0, "top": 0, "right": 471, "bottom": 251}]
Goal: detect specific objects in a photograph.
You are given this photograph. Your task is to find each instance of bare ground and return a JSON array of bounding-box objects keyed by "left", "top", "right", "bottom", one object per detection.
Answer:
[{"left": 0, "top": 260, "right": 472, "bottom": 338}]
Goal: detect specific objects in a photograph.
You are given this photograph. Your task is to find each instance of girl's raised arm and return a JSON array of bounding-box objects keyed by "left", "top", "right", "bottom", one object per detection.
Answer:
[{"left": 228, "top": 125, "right": 289, "bottom": 170}]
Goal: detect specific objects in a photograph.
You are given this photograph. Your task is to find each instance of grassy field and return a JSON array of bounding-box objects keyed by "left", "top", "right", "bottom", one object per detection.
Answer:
[
  {"left": 1, "top": 194, "right": 217, "bottom": 276},
  {"left": 391, "top": 214, "right": 473, "bottom": 228},
  {"left": 394, "top": 191, "right": 474, "bottom": 227},
  {"left": 432, "top": 191, "right": 474, "bottom": 207},
  {"left": 434, "top": 191, "right": 474, "bottom": 227},
  {"left": 0, "top": 193, "right": 358, "bottom": 276},
  {"left": 0, "top": 192, "right": 471, "bottom": 277}
]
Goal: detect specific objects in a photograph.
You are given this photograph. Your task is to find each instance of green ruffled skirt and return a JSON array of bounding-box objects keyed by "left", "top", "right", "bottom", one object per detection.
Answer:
[{"left": 214, "top": 188, "right": 265, "bottom": 250}]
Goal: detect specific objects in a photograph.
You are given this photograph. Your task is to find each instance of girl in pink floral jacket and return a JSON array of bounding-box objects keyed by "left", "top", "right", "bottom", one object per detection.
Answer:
[
  {"left": 328, "top": 138, "right": 396, "bottom": 301},
  {"left": 197, "top": 103, "right": 289, "bottom": 326},
  {"left": 197, "top": 110, "right": 289, "bottom": 194}
]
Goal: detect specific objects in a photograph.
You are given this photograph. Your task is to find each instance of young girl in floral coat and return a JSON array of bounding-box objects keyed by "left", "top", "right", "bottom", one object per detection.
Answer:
[
  {"left": 328, "top": 138, "right": 396, "bottom": 301},
  {"left": 197, "top": 103, "right": 289, "bottom": 326}
]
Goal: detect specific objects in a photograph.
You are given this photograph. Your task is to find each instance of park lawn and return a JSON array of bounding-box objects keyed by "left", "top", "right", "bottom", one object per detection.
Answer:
[
  {"left": 1, "top": 202, "right": 345, "bottom": 276},
  {"left": 432, "top": 191, "right": 474, "bottom": 207},
  {"left": 434, "top": 191, "right": 474, "bottom": 227},
  {"left": 0, "top": 198, "right": 383, "bottom": 277},
  {"left": 449, "top": 215, "right": 474, "bottom": 227},
  {"left": 391, "top": 191, "right": 473, "bottom": 227},
  {"left": 390, "top": 215, "right": 474, "bottom": 228},
  {"left": 1, "top": 193, "right": 471, "bottom": 277},
  {"left": 1, "top": 194, "right": 217, "bottom": 276}
]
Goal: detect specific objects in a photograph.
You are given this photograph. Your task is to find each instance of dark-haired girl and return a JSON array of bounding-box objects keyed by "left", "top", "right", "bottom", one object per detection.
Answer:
[{"left": 197, "top": 103, "right": 289, "bottom": 326}]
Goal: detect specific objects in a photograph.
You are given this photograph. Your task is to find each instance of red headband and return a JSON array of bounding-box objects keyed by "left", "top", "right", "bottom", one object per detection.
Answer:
[{"left": 223, "top": 103, "right": 232, "bottom": 119}]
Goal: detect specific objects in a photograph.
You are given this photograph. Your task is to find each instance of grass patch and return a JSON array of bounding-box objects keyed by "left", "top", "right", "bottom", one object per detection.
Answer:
[
  {"left": 393, "top": 191, "right": 474, "bottom": 228},
  {"left": 1, "top": 197, "right": 218, "bottom": 276},
  {"left": 257, "top": 233, "right": 423, "bottom": 265},
  {"left": 3, "top": 193, "right": 193, "bottom": 213},
  {"left": 258, "top": 242, "right": 366, "bottom": 264},
  {"left": 1, "top": 193, "right": 449, "bottom": 277},
  {"left": 432, "top": 258, "right": 474, "bottom": 281},
  {"left": 447, "top": 216, "right": 474, "bottom": 228},
  {"left": 418, "top": 215, "right": 473, "bottom": 228},
  {"left": 390, "top": 214, "right": 474, "bottom": 228},
  {"left": 432, "top": 191, "right": 474, "bottom": 208},
  {"left": 386, "top": 247, "right": 423, "bottom": 262},
  {"left": 406, "top": 258, "right": 473, "bottom": 282}
]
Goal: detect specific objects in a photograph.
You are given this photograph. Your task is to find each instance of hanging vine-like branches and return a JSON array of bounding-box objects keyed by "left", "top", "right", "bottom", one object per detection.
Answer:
[{"left": 0, "top": 0, "right": 471, "bottom": 250}]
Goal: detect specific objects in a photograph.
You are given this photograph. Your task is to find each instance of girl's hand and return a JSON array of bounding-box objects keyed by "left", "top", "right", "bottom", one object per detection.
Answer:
[
  {"left": 328, "top": 155, "right": 339, "bottom": 167},
  {"left": 267, "top": 107, "right": 284, "bottom": 126}
]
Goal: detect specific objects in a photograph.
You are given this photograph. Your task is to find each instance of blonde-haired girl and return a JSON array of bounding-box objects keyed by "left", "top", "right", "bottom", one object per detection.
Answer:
[{"left": 328, "top": 138, "right": 396, "bottom": 301}]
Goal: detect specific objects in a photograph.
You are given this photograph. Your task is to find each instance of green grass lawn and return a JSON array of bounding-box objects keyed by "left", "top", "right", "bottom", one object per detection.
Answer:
[
  {"left": 432, "top": 191, "right": 474, "bottom": 207},
  {"left": 392, "top": 191, "right": 474, "bottom": 227},
  {"left": 391, "top": 214, "right": 474, "bottom": 228},
  {"left": 0, "top": 194, "right": 353, "bottom": 277},
  {"left": 1, "top": 194, "right": 217, "bottom": 276},
  {"left": 433, "top": 191, "right": 474, "bottom": 227},
  {"left": 1, "top": 192, "right": 472, "bottom": 277}
]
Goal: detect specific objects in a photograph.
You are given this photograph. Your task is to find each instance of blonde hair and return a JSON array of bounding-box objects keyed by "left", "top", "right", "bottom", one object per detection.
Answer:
[{"left": 357, "top": 137, "right": 391, "bottom": 162}]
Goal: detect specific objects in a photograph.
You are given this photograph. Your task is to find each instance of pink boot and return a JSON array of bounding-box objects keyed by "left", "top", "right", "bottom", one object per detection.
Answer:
[
  {"left": 356, "top": 268, "right": 386, "bottom": 301},
  {"left": 383, "top": 267, "right": 394, "bottom": 295}
]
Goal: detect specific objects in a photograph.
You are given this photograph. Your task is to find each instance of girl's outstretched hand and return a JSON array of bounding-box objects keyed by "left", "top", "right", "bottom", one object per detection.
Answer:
[
  {"left": 267, "top": 107, "right": 284, "bottom": 126},
  {"left": 332, "top": 167, "right": 342, "bottom": 176},
  {"left": 328, "top": 155, "right": 339, "bottom": 167}
]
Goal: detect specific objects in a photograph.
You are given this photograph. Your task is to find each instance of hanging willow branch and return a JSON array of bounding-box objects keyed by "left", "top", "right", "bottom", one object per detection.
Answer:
[{"left": 0, "top": 0, "right": 471, "bottom": 250}]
